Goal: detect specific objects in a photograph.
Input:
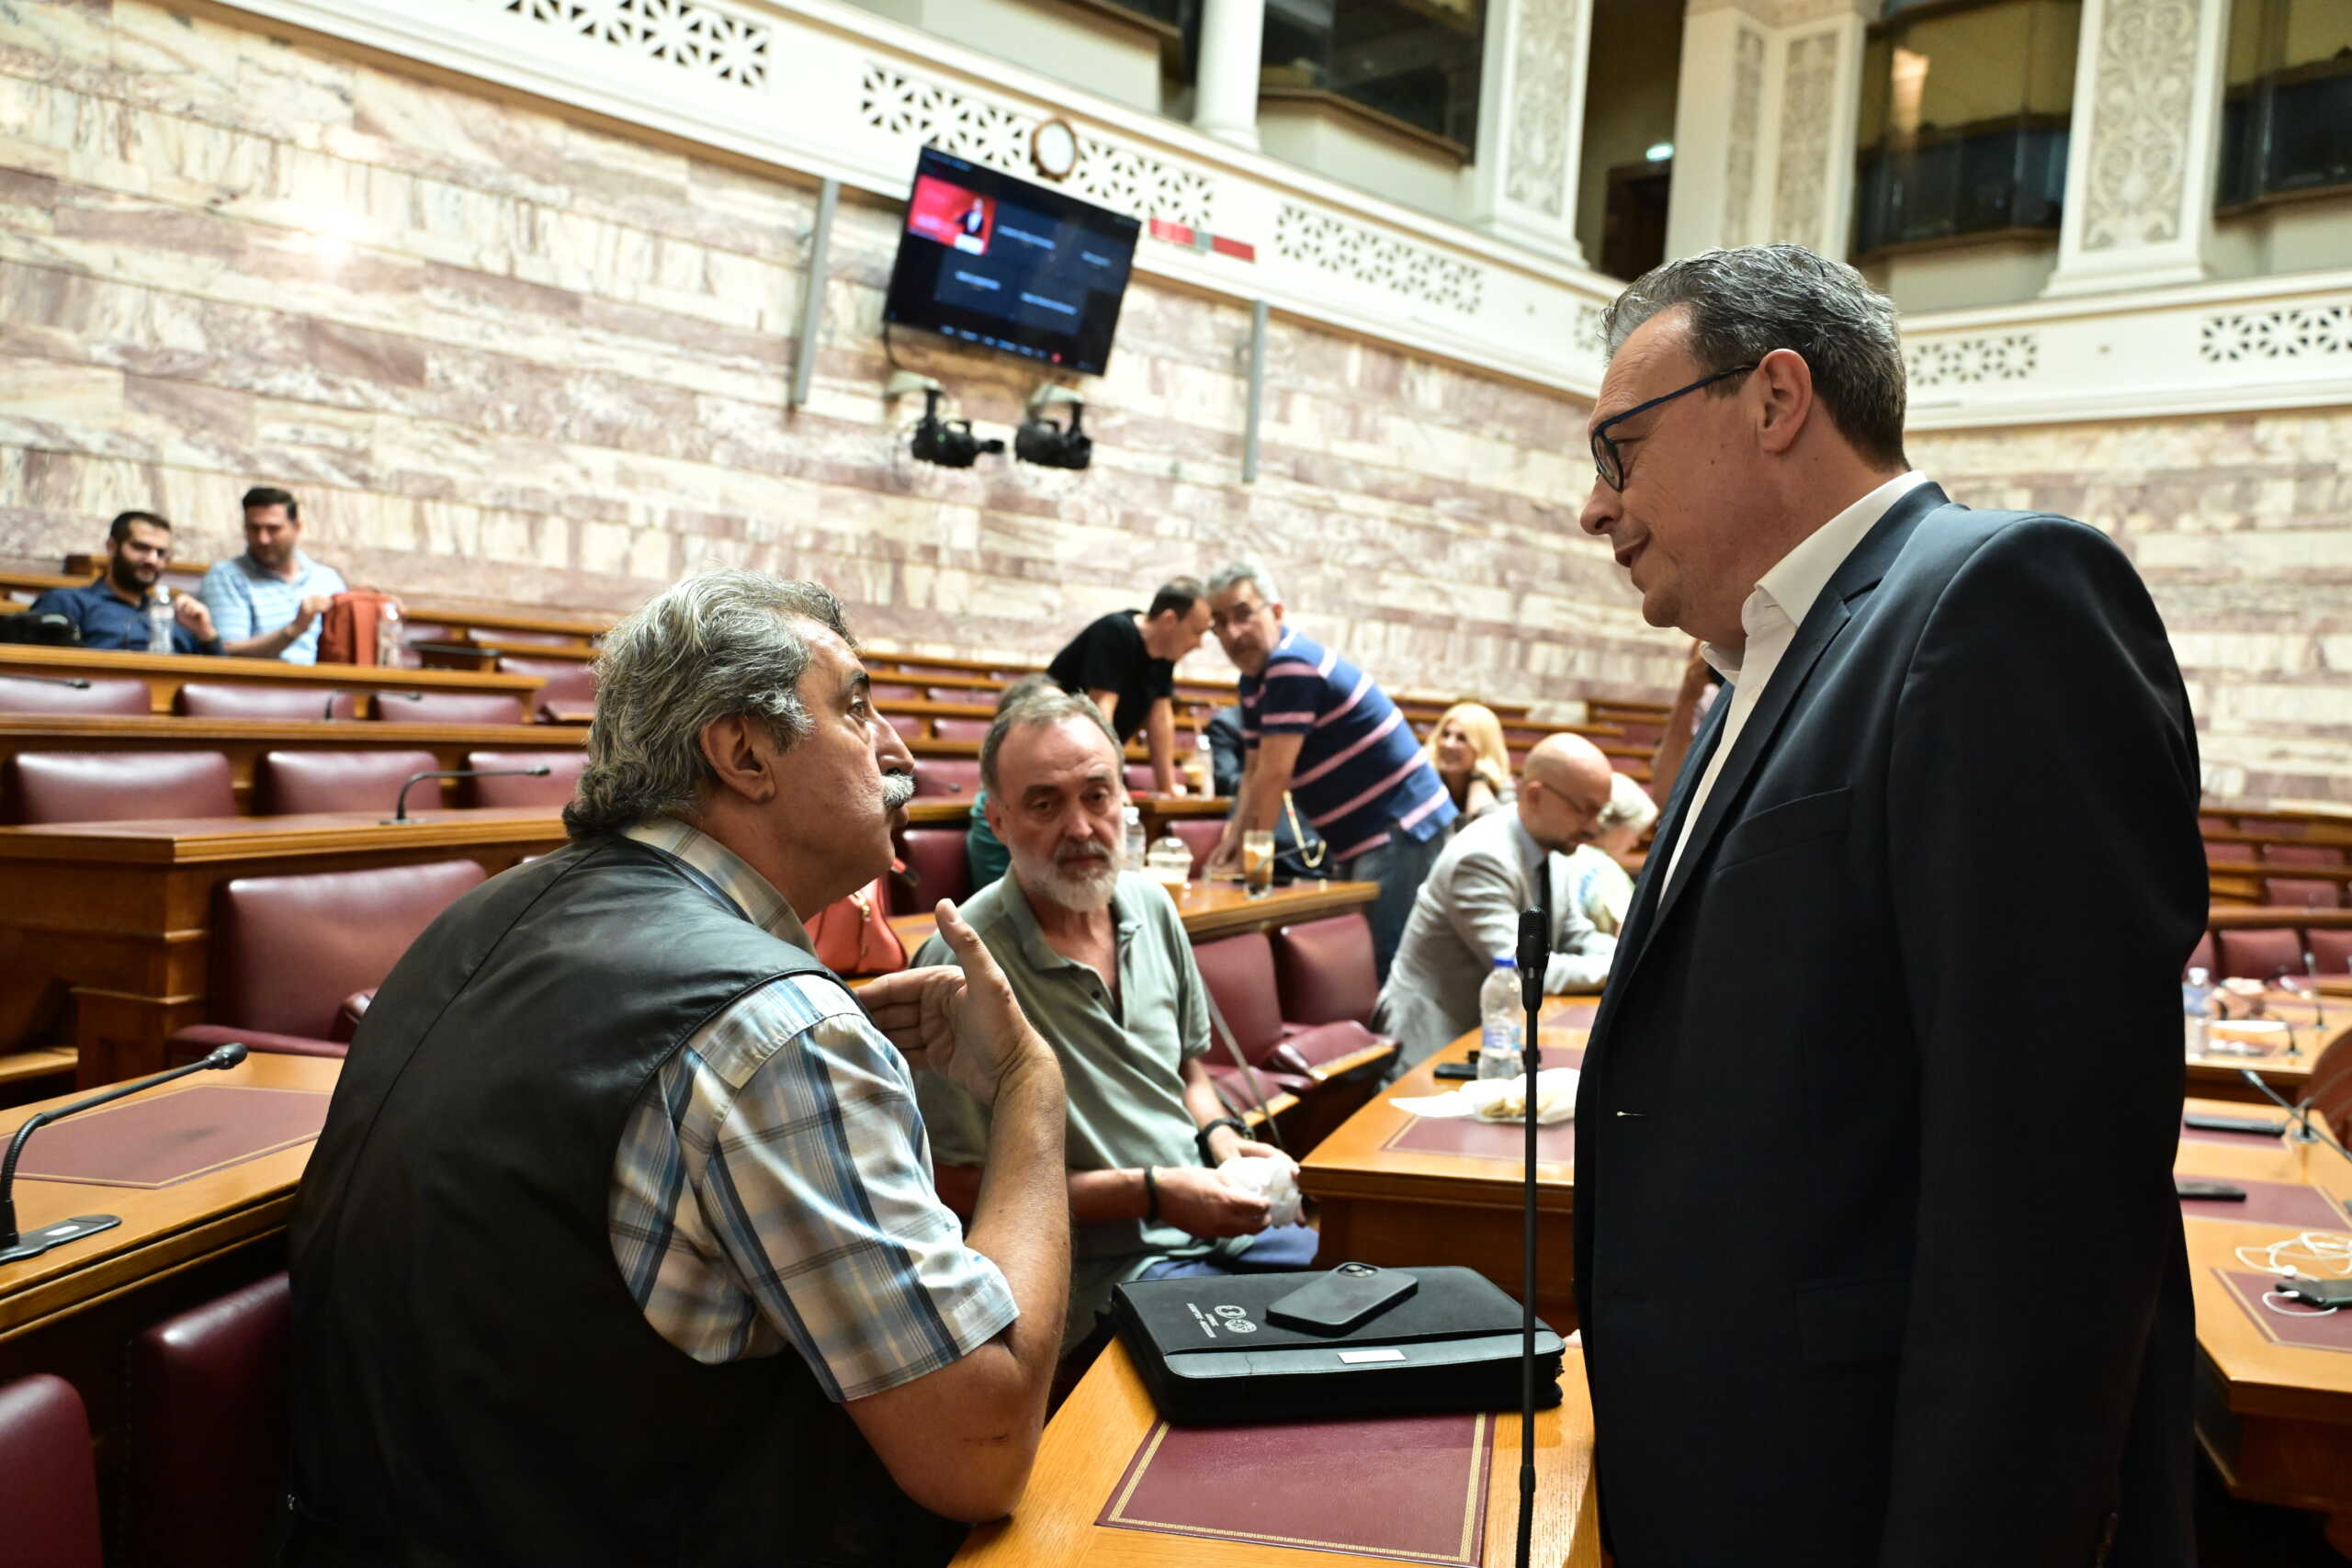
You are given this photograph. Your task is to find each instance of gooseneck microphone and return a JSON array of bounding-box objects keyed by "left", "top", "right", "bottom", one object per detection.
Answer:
[
  {"left": 2237, "top": 1067, "right": 2352, "bottom": 1168},
  {"left": 1512, "top": 906, "right": 1547, "bottom": 1568},
  {"left": 0, "top": 1043, "right": 247, "bottom": 1264},
  {"left": 323, "top": 688, "right": 423, "bottom": 720},
  {"left": 385, "top": 766, "right": 550, "bottom": 823},
  {"left": 6, "top": 674, "right": 91, "bottom": 690}
]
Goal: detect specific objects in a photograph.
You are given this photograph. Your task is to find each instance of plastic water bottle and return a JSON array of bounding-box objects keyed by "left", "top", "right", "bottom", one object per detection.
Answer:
[
  {"left": 2182, "top": 966, "right": 2214, "bottom": 1055},
  {"left": 145, "top": 588, "right": 174, "bottom": 653},
  {"left": 1478, "top": 957, "right": 1523, "bottom": 1080},
  {"left": 375, "top": 599, "right": 402, "bottom": 666},
  {"left": 1124, "top": 804, "right": 1146, "bottom": 872}
]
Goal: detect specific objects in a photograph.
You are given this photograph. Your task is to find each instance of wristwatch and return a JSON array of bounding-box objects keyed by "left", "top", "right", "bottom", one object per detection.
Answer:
[{"left": 1194, "top": 1116, "right": 1250, "bottom": 1164}]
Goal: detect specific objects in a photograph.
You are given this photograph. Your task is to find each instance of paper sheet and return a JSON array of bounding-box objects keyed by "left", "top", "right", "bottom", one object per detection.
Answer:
[{"left": 1390, "top": 1066, "right": 1579, "bottom": 1124}]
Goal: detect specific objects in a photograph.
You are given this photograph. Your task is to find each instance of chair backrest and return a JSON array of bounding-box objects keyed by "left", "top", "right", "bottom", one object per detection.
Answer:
[
  {"left": 913, "top": 759, "right": 982, "bottom": 799},
  {"left": 0, "top": 1374, "right": 103, "bottom": 1568},
  {"left": 1190, "top": 931, "right": 1286, "bottom": 1062},
  {"left": 6, "top": 750, "right": 237, "bottom": 825},
  {"left": 899, "top": 826, "right": 974, "bottom": 910},
  {"left": 2308, "top": 1033, "right": 2352, "bottom": 1150},
  {"left": 933, "top": 716, "right": 990, "bottom": 743},
  {"left": 211, "top": 860, "right": 487, "bottom": 1037},
  {"left": 125, "top": 1272, "right": 290, "bottom": 1568},
  {"left": 2312, "top": 929, "right": 2352, "bottom": 976},
  {"left": 1169, "top": 818, "right": 1222, "bottom": 877},
  {"left": 2185, "top": 931, "right": 2215, "bottom": 976},
  {"left": 2261, "top": 842, "right": 2346, "bottom": 868},
  {"left": 175, "top": 682, "right": 360, "bottom": 720},
  {"left": 1124, "top": 764, "right": 1156, "bottom": 795},
  {"left": 0, "top": 673, "right": 151, "bottom": 716},
  {"left": 2263, "top": 876, "right": 2343, "bottom": 909},
  {"left": 374, "top": 691, "right": 526, "bottom": 725},
  {"left": 254, "top": 749, "right": 440, "bottom": 816},
  {"left": 496, "top": 655, "right": 597, "bottom": 718},
  {"left": 870, "top": 682, "right": 924, "bottom": 702},
  {"left": 2213, "top": 927, "right": 2302, "bottom": 983},
  {"left": 460, "top": 750, "right": 586, "bottom": 807},
  {"left": 1270, "top": 913, "right": 1381, "bottom": 1027}
]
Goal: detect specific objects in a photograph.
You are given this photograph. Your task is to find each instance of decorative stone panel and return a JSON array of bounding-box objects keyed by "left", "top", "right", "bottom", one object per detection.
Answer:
[
  {"left": 488, "top": 0, "right": 771, "bottom": 89},
  {"left": 2199, "top": 303, "right": 2352, "bottom": 363},
  {"left": 1907, "top": 333, "right": 2040, "bottom": 389},
  {"left": 1272, "top": 206, "right": 1487, "bottom": 315}
]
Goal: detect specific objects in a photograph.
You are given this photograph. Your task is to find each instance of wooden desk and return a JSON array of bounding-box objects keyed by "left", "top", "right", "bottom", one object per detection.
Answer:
[
  {"left": 2185, "top": 989, "right": 2343, "bottom": 1103},
  {"left": 0, "top": 808, "right": 564, "bottom": 1084},
  {"left": 0, "top": 644, "right": 542, "bottom": 715},
  {"left": 1301, "top": 1000, "right": 1596, "bottom": 1333},
  {"left": 0, "top": 714, "right": 589, "bottom": 813},
  {"left": 951, "top": 1339, "right": 1600, "bottom": 1568},
  {"left": 2174, "top": 1097, "right": 2352, "bottom": 1551},
  {"left": 886, "top": 878, "right": 1379, "bottom": 953}
]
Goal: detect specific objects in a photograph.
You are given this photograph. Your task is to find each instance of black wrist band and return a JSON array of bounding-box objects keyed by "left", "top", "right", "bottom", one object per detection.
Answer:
[
  {"left": 1194, "top": 1116, "right": 1249, "bottom": 1164},
  {"left": 1142, "top": 1165, "right": 1159, "bottom": 1224}
]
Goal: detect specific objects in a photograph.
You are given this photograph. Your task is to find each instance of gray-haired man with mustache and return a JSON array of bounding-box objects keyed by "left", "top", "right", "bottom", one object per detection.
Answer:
[{"left": 913, "top": 685, "right": 1318, "bottom": 1360}]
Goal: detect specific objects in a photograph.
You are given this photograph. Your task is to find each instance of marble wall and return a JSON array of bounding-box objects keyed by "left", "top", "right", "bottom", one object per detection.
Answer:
[{"left": 0, "top": 3, "right": 2345, "bottom": 803}]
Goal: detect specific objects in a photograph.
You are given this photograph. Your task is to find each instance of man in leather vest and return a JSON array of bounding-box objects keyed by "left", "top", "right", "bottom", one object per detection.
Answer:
[{"left": 283, "top": 570, "right": 1071, "bottom": 1567}]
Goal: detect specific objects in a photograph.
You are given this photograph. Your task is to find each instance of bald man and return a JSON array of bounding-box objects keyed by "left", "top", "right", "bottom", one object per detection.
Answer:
[{"left": 1374, "top": 735, "right": 1619, "bottom": 1069}]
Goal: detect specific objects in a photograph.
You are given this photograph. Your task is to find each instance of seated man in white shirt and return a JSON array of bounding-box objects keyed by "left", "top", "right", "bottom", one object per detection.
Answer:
[{"left": 1374, "top": 733, "right": 1618, "bottom": 1069}]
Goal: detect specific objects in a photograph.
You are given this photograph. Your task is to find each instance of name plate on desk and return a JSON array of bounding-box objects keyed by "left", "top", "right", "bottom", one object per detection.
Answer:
[{"left": 14, "top": 1086, "right": 329, "bottom": 1188}]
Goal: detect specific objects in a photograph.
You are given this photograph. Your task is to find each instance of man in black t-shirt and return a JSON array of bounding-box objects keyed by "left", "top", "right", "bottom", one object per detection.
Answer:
[{"left": 1045, "top": 579, "right": 1212, "bottom": 794}]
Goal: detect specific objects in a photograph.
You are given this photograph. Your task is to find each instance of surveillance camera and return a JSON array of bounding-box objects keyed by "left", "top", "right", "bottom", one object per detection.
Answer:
[
  {"left": 909, "top": 387, "right": 1004, "bottom": 468},
  {"left": 1015, "top": 396, "right": 1091, "bottom": 470}
]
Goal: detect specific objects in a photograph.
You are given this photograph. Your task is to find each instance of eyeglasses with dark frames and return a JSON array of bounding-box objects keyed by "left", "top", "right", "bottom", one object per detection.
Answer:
[{"left": 1589, "top": 363, "right": 1758, "bottom": 491}]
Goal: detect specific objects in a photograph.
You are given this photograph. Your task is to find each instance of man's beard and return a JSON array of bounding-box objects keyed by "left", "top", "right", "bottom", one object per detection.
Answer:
[
  {"left": 1016, "top": 842, "right": 1119, "bottom": 912},
  {"left": 109, "top": 558, "right": 154, "bottom": 595}
]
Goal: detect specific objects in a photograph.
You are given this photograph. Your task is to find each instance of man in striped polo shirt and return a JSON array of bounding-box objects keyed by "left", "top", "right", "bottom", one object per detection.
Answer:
[{"left": 1202, "top": 562, "right": 1456, "bottom": 978}]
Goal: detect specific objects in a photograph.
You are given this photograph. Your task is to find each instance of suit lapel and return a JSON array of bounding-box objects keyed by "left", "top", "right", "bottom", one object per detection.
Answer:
[
  {"left": 1588, "top": 693, "right": 1727, "bottom": 1042},
  {"left": 1604, "top": 483, "right": 1952, "bottom": 1008}
]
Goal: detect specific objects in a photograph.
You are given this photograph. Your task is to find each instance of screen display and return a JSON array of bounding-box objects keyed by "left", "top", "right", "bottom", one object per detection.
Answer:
[{"left": 882, "top": 148, "right": 1139, "bottom": 376}]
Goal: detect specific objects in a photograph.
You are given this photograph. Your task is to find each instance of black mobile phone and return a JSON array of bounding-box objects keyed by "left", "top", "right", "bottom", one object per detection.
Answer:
[
  {"left": 1433, "top": 1062, "right": 1478, "bottom": 1080},
  {"left": 2175, "top": 1179, "right": 2249, "bottom": 1201},
  {"left": 2279, "top": 1274, "right": 2352, "bottom": 1309},
  {"left": 1266, "top": 1263, "right": 1419, "bottom": 1336},
  {"left": 2183, "top": 1112, "right": 2287, "bottom": 1136}
]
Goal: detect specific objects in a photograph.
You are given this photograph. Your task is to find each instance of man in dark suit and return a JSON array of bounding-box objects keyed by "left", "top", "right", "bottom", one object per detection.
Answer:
[{"left": 1572, "top": 246, "right": 2204, "bottom": 1567}]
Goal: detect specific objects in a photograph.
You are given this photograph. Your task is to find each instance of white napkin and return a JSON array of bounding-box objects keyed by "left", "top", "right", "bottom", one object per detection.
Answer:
[
  {"left": 1217, "top": 1154, "right": 1303, "bottom": 1225},
  {"left": 1389, "top": 1066, "right": 1579, "bottom": 1124}
]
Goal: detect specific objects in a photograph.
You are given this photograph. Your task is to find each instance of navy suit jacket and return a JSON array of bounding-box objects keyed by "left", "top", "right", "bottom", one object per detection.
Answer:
[{"left": 1572, "top": 485, "right": 2204, "bottom": 1568}]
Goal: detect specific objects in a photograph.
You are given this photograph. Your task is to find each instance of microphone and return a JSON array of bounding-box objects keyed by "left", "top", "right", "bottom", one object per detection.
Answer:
[
  {"left": 1, "top": 1043, "right": 247, "bottom": 1264},
  {"left": 2237, "top": 1067, "right": 2352, "bottom": 1169},
  {"left": 1512, "top": 905, "right": 1547, "bottom": 1568},
  {"left": 2306, "top": 944, "right": 2327, "bottom": 1035},
  {"left": 5, "top": 674, "right": 91, "bottom": 690},
  {"left": 385, "top": 766, "right": 551, "bottom": 823},
  {"left": 324, "top": 688, "right": 423, "bottom": 720}
]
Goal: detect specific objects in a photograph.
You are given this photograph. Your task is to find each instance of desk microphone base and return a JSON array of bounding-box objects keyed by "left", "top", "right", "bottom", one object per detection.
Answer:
[{"left": 0, "top": 1214, "right": 121, "bottom": 1264}]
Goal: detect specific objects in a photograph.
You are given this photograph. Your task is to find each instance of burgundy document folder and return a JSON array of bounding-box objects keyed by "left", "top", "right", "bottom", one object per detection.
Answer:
[
  {"left": 2213, "top": 1269, "right": 2352, "bottom": 1354},
  {"left": 14, "top": 1086, "right": 330, "bottom": 1188},
  {"left": 2177, "top": 1177, "right": 2350, "bottom": 1231},
  {"left": 1098, "top": 1409, "right": 1493, "bottom": 1563}
]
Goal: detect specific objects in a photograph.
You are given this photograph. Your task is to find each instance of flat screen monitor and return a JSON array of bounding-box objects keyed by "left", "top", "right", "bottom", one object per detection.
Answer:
[{"left": 882, "top": 147, "right": 1139, "bottom": 376}]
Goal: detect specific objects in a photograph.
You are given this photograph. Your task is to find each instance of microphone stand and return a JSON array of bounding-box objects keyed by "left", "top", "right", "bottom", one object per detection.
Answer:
[
  {"left": 385, "top": 766, "right": 550, "bottom": 823},
  {"left": 2238, "top": 1067, "right": 2352, "bottom": 1168},
  {"left": 1512, "top": 908, "right": 1547, "bottom": 1568},
  {"left": 1, "top": 1043, "right": 248, "bottom": 1264}
]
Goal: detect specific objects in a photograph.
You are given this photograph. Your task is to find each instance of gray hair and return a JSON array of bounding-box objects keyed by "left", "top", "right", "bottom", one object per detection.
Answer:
[
  {"left": 1205, "top": 561, "right": 1281, "bottom": 605},
  {"left": 979, "top": 684, "right": 1122, "bottom": 797},
  {"left": 1596, "top": 770, "right": 1659, "bottom": 834},
  {"left": 564, "top": 570, "right": 852, "bottom": 838},
  {"left": 1601, "top": 244, "right": 1907, "bottom": 469}
]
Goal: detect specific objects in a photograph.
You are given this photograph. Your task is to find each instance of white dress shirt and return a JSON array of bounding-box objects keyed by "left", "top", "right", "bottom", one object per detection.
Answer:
[{"left": 1660, "top": 471, "right": 1931, "bottom": 891}]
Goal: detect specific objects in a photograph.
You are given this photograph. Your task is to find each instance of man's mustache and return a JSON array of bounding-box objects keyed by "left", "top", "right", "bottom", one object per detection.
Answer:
[{"left": 881, "top": 772, "right": 915, "bottom": 810}]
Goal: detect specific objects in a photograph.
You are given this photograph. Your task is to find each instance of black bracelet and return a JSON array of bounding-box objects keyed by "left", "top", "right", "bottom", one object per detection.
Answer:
[
  {"left": 1142, "top": 1165, "right": 1159, "bottom": 1224},
  {"left": 1194, "top": 1116, "right": 1250, "bottom": 1165}
]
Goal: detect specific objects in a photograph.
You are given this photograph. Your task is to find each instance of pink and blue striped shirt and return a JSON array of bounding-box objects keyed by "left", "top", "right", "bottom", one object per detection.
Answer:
[{"left": 1238, "top": 627, "right": 1456, "bottom": 862}]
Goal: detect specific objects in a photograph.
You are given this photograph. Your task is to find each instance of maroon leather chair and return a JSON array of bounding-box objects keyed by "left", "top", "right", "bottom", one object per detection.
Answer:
[
  {"left": 2185, "top": 931, "right": 2216, "bottom": 976},
  {"left": 254, "top": 749, "right": 439, "bottom": 815},
  {"left": 2312, "top": 929, "right": 2352, "bottom": 974},
  {"left": 2263, "top": 876, "right": 2343, "bottom": 909},
  {"left": 2213, "top": 927, "right": 2302, "bottom": 982},
  {"left": 373, "top": 691, "right": 526, "bottom": 725},
  {"left": 1169, "top": 818, "right": 1223, "bottom": 877},
  {"left": 899, "top": 825, "right": 974, "bottom": 910},
  {"left": 933, "top": 716, "right": 990, "bottom": 743},
  {"left": 125, "top": 1272, "right": 290, "bottom": 1568},
  {"left": 870, "top": 682, "right": 924, "bottom": 702},
  {"left": 461, "top": 750, "right": 586, "bottom": 807},
  {"left": 168, "top": 859, "right": 487, "bottom": 1059},
  {"left": 1124, "top": 764, "right": 1157, "bottom": 795},
  {"left": 175, "top": 682, "right": 361, "bottom": 720},
  {"left": 0, "top": 1374, "right": 103, "bottom": 1568},
  {"left": 2308, "top": 1034, "right": 2352, "bottom": 1153},
  {"left": 1188, "top": 930, "right": 1396, "bottom": 1107},
  {"left": 914, "top": 759, "right": 982, "bottom": 799},
  {"left": 2261, "top": 842, "right": 2346, "bottom": 867},
  {"left": 0, "top": 672, "right": 151, "bottom": 716},
  {"left": 497, "top": 654, "right": 597, "bottom": 722},
  {"left": 5, "top": 750, "right": 236, "bottom": 825},
  {"left": 2201, "top": 840, "right": 2236, "bottom": 867},
  {"left": 1271, "top": 914, "right": 1381, "bottom": 1026}
]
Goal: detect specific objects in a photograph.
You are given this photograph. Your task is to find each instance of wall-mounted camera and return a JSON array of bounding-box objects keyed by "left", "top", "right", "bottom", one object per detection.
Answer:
[
  {"left": 888, "top": 371, "right": 1004, "bottom": 469},
  {"left": 1015, "top": 384, "right": 1091, "bottom": 471}
]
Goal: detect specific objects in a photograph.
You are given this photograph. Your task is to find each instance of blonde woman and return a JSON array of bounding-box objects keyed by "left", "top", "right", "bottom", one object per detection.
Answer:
[{"left": 1424, "top": 702, "right": 1514, "bottom": 829}]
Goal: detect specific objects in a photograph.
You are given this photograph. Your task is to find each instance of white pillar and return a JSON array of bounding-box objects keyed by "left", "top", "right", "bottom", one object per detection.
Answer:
[
  {"left": 1464, "top": 0, "right": 1596, "bottom": 266},
  {"left": 1193, "top": 0, "right": 1267, "bottom": 152},
  {"left": 1666, "top": 0, "right": 1873, "bottom": 262},
  {"left": 2041, "top": 0, "right": 2232, "bottom": 298}
]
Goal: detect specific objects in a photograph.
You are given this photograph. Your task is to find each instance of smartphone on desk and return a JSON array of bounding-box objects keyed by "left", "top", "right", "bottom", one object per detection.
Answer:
[
  {"left": 1267, "top": 1263, "right": 1419, "bottom": 1336},
  {"left": 2175, "top": 1179, "right": 2248, "bottom": 1201},
  {"left": 2279, "top": 1274, "right": 2352, "bottom": 1309},
  {"left": 1433, "top": 1062, "right": 1478, "bottom": 1081}
]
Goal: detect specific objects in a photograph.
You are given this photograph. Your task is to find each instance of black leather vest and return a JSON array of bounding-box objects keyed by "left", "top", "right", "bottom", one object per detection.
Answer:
[{"left": 283, "top": 836, "right": 967, "bottom": 1568}]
